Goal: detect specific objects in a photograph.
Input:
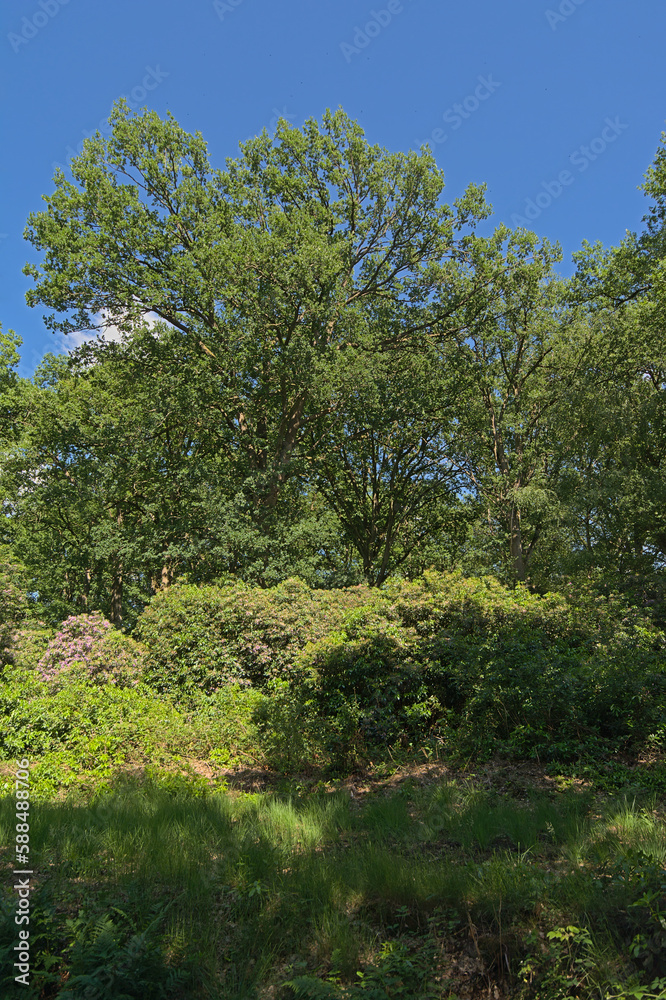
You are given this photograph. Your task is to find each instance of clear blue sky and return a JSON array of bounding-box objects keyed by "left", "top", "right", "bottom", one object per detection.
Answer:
[{"left": 1, "top": 0, "right": 665, "bottom": 375}]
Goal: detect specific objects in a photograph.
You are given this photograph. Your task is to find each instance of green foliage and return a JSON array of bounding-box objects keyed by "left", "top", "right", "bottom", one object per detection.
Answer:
[
  {"left": 8, "top": 109, "right": 666, "bottom": 601},
  {"left": 1, "top": 331, "right": 236, "bottom": 625},
  {"left": 135, "top": 577, "right": 373, "bottom": 695},
  {"left": 8, "top": 622, "right": 53, "bottom": 671},
  {"left": 286, "top": 939, "right": 439, "bottom": 999},
  {"left": 16, "top": 103, "right": 495, "bottom": 594},
  {"left": 518, "top": 924, "right": 600, "bottom": 999},
  {"left": 5, "top": 112, "right": 666, "bottom": 999},
  {"left": 0, "top": 325, "right": 22, "bottom": 451},
  {"left": 38, "top": 612, "right": 147, "bottom": 689},
  {"left": 252, "top": 679, "right": 322, "bottom": 772},
  {"left": 289, "top": 571, "right": 666, "bottom": 761},
  {"left": 0, "top": 666, "right": 261, "bottom": 793},
  {"left": 253, "top": 678, "right": 365, "bottom": 773},
  {"left": 4, "top": 570, "right": 663, "bottom": 782},
  {"left": 130, "top": 570, "right": 666, "bottom": 765},
  {"left": 309, "top": 343, "right": 470, "bottom": 586},
  {"left": 436, "top": 230, "right": 591, "bottom": 584},
  {"left": 58, "top": 905, "right": 193, "bottom": 999},
  {"left": 0, "top": 893, "right": 194, "bottom": 999}
]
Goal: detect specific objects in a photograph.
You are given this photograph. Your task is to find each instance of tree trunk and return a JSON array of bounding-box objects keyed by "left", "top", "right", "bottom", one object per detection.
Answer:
[
  {"left": 82, "top": 567, "right": 91, "bottom": 609},
  {"left": 110, "top": 560, "right": 123, "bottom": 626},
  {"left": 509, "top": 506, "right": 526, "bottom": 582}
]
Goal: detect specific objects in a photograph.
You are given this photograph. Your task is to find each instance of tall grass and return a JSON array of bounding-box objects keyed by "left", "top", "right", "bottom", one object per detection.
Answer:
[{"left": 1, "top": 775, "right": 665, "bottom": 997}]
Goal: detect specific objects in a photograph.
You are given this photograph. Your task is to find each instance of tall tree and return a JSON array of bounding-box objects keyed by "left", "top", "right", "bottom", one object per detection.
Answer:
[
  {"left": 23, "top": 104, "right": 491, "bottom": 523},
  {"left": 1, "top": 326, "right": 362, "bottom": 617},
  {"left": 2, "top": 330, "right": 230, "bottom": 623},
  {"left": 0, "top": 325, "right": 22, "bottom": 448},
  {"left": 439, "top": 228, "right": 593, "bottom": 583},
  {"left": 570, "top": 131, "right": 666, "bottom": 580}
]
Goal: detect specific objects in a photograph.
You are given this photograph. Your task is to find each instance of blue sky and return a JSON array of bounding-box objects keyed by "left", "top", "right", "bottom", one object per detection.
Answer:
[{"left": 1, "top": 0, "right": 665, "bottom": 376}]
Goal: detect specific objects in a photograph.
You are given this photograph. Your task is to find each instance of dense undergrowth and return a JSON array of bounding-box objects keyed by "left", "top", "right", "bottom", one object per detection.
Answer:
[{"left": 0, "top": 571, "right": 665, "bottom": 997}]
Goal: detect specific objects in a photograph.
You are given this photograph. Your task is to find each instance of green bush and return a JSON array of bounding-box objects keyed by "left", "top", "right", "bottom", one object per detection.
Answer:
[
  {"left": 0, "top": 663, "right": 263, "bottom": 793},
  {"left": 134, "top": 578, "right": 374, "bottom": 696},
  {"left": 5, "top": 622, "right": 52, "bottom": 672},
  {"left": 251, "top": 678, "right": 366, "bottom": 773},
  {"left": 297, "top": 628, "right": 435, "bottom": 749},
  {"left": 38, "top": 612, "right": 147, "bottom": 689},
  {"left": 252, "top": 679, "right": 322, "bottom": 772},
  {"left": 292, "top": 571, "right": 666, "bottom": 760},
  {"left": 15, "top": 570, "right": 660, "bottom": 773}
]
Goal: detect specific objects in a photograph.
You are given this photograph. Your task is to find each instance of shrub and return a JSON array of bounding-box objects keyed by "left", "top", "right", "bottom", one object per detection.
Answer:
[
  {"left": 0, "top": 669, "right": 263, "bottom": 793},
  {"left": 128, "top": 570, "right": 666, "bottom": 762},
  {"left": 134, "top": 578, "right": 375, "bottom": 696},
  {"left": 252, "top": 679, "right": 321, "bottom": 772},
  {"left": 38, "top": 612, "right": 146, "bottom": 689},
  {"left": 293, "top": 571, "right": 666, "bottom": 759},
  {"left": 297, "top": 628, "right": 435, "bottom": 749},
  {"left": 6, "top": 623, "right": 52, "bottom": 672}
]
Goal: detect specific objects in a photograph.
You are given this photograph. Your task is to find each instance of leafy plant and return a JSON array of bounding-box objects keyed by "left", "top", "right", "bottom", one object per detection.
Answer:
[
  {"left": 134, "top": 579, "right": 373, "bottom": 696},
  {"left": 38, "top": 612, "right": 146, "bottom": 689},
  {"left": 59, "top": 904, "right": 193, "bottom": 999},
  {"left": 285, "top": 939, "right": 439, "bottom": 999}
]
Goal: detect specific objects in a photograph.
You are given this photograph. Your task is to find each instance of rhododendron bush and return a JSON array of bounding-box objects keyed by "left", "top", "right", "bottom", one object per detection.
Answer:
[
  {"left": 135, "top": 578, "right": 373, "bottom": 695},
  {"left": 38, "top": 611, "right": 146, "bottom": 689}
]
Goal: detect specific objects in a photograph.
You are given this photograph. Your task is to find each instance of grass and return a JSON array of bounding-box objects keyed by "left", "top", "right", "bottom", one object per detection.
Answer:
[{"left": 1, "top": 765, "right": 665, "bottom": 998}]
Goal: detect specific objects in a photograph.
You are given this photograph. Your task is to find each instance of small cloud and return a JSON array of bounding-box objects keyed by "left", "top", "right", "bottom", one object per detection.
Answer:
[
  {"left": 54, "top": 328, "right": 100, "bottom": 353},
  {"left": 54, "top": 310, "right": 160, "bottom": 354}
]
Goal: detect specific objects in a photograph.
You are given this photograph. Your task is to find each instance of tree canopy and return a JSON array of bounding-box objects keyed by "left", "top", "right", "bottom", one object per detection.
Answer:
[{"left": 3, "top": 108, "right": 665, "bottom": 621}]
